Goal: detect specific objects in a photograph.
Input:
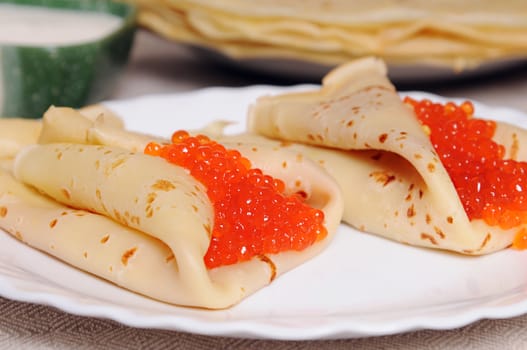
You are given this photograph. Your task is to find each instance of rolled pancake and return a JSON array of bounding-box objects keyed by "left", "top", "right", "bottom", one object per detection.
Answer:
[
  {"left": 248, "top": 57, "right": 526, "bottom": 254},
  {"left": 7, "top": 130, "right": 343, "bottom": 308},
  {"left": 0, "top": 104, "right": 122, "bottom": 159},
  {"left": 37, "top": 105, "right": 125, "bottom": 145}
]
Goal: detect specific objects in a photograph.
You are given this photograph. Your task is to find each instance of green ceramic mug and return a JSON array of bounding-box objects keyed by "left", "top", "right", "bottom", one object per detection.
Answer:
[{"left": 0, "top": 0, "right": 136, "bottom": 118}]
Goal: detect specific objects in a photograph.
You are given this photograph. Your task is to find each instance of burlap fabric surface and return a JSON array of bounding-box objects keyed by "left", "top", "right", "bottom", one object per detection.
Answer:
[{"left": 1, "top": 296, "right": 527, "bottom": 349}]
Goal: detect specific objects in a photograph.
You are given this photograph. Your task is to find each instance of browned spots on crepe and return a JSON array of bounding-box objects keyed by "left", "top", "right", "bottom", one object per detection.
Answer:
[
  {"left": 15, "top": 231, "right": 23, "bottom": 241},
  {"left": 347, "top": 120, "right": 354, "bottom": 127},
  {"left": 130, "top": 215, "right": 141, "bottom": 225},
  {"left": 114, "top": 209, "right": 129, "bottom": 226},
  {"left": 434, "top": 226, "right": 446, "bottom": 239},
  {"left": 192, "top": 205, "right": 199, "bottom": 213},
  {"left": 203, "top": 223, "right": 212, "bottom": 236},
  {"left": 407, "top": 204, "right": 416, "bottom": 218},
  {"left": 282, "top": 161, "right": 288, "bottom": 169},
  {"left": 420, "top": 233, "right": 438, "bottom": 245},
  {"left": 56, "top": 152, "right": 63, "bottom": 160},
  {"left": 111, "top": 158, "right": 126, "bottom": 170},
  {"left": 396, "top": 132, "right": 407, "bottom": 141},
  {"left": 510, "top": 133, "right": 519, "bottom": 160},
  {"left": 427, "top": 163, "right": 436, "bottom": 172},
  {"left": 95, "top": 160, "right": 100, "bottom": 170},
  {"left": 145, "top": 192, "right": 157, "bottom": 218},
  {"left": 121, "top": 247, "right": 137, "bottom": 266},
  {"left": 49, "top": 219, "right": 58, "bottom": 228},
  {"left": 258, "top": 255, "right": 277, "bottom": 283},
  {"left": 294, "top": 180, "right": 303, "bottom": 188},
  {"left": 59, "top": 188, "right": 71, "bottom": 200},
  {"left": 426, "top": 214, "right": 432, "bottom": 224},
  {"left": 83, "top": 251, "right": 88, "bottom": 259},
  {"left": 447, "top": 216, "right": 454, "bottom": 224},
  {"left": 307, "top": 134, "right": 315, "bottom": 141},
  {"left": 0, "top": 206, "right": 7, "bottom": 218},
  {"left": 405, "top": 193, "right": 412, "bottom": 201},
  {"left": 151, "top": 179, "right": 176, "bottom": 192},
  {"left": 95, "top": 189, "right": 102, "bottom": 200},
  {"left": 419, "top": 189, "right": 424, "bottom": 199},
  {"left": 103, "top": 150, "right": 112, "bottom": 155},
  {"left": 414, "top": 153, "right": 423, "bottom": 160},
  {"left": 378, "top": 133, "right": 388, "bottom": 143},
  {"left": 370, "top": 171, "right": 396, "bottom": 187},
  {"left": 251, "top": 147, "right": 258, "bottom": 152},
  {"left": 100, "top": 234, "right": 110, "bottom": 244}
]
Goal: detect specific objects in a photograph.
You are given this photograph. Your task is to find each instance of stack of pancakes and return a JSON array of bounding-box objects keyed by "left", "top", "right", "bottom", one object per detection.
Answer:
[{"left": 131, "top": 0, "right": 527, "bottom": 73}]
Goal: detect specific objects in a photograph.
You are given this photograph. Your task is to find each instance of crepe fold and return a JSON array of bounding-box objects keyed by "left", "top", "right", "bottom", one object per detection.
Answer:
[
  {"left": 247, "top": 57, "right": 527, "bottom": 255},
  {"left": 130, "top": 0, "right": 527, "bottom": 70},
  {"left": 0, "top": 106, "right": 343, "bottom": 309}
]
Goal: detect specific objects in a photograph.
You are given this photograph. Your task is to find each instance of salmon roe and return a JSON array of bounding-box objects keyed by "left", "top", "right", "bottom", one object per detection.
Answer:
[
  {"left": 144, "top": 130, "right": 327, "bottom": 268},
  {"left": 405, "top": 96, "right": 527, "bottom": 247}
]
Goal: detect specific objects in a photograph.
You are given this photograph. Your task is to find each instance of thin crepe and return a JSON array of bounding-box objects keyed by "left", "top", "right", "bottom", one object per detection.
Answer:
[
  {"left": 248, "top": 57, "right": 526, "bottom": 254},
  {"left": 1, "top": 107, "right": 343, "bottom": 309}
]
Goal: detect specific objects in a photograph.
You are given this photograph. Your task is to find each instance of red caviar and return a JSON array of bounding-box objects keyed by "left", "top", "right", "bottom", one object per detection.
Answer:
[
  {"left": 144, "top": 130, "right": 327, "bottom": 268},
  {"left": 405, "top": 97, "right": 527, "bottom": 239}
]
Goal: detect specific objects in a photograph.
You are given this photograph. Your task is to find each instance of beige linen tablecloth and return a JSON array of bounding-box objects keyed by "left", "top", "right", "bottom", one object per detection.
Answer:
[{"left": 1, "top": 30, "right": 527, "bottom": 349}]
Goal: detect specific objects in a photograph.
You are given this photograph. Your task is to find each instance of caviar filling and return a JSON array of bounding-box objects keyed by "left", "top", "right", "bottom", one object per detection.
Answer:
[
  {"left": 404, "top": 97, "right": 527, "bottom": 249},
  {"left": 144, "top": 130, "right": 327, "bottom": 269}
]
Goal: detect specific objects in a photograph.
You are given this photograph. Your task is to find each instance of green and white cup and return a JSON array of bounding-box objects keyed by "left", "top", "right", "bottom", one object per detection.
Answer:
[{"left": 0, "top": 0, "right": 136, "bottom": 118}]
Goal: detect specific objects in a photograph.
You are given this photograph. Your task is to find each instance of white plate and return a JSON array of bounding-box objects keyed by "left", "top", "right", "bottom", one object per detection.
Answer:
[
  {"left": 190, "top": 45, "right": 527, "bottom": 84},
  {"left": 2, "top": 86, "right": 527, "bottom": 340}
]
